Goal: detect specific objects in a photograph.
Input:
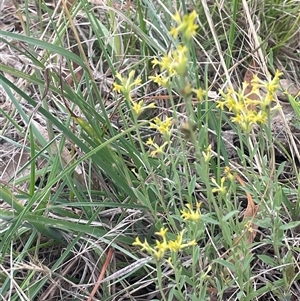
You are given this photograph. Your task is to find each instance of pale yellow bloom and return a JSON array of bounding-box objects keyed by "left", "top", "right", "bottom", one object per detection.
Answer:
[
  {"left": 150, "top": 116, "right": 173, "bottom": 136},
  {"left": 170, "top": 10, "right": 199, "bottom": 39},
  {"left": 224, "top": 166, "right": 235, "bottom": 181},
  {"left": 146, "top": 137, "right": 154, "bottom": 145},
  {"left": 155, "top": 227, "right": 168, "bottom": 240},
  {"left": 211, "top": 177, "right": 227, "bottom": 194},
  {"left": 151, "top": 45, "right": 189, "bottom": 76},
  {"left": 181, "top": 202, "right": 202, "bottom": 221},
  {"left": 193, "top": 88, "right": 207, "bottom": 101},
  {"left": 216, "top": 70, "right": 282, "bottom": 132},
  {"left": 231, "top": 114, "right": 244, "bottom": 125},
  {"left": 133, "top": 227, "right": 197, "bottom": 261},
  {"left": 131, "top": 99, "right": 155, "bottom": 116},
  {"left": 113, "top": 70, "right": 141, "bottom": 95},
  {"left": 168, "top": 230, "right": 197, "bottom": 252},
  {"left": 146, "top": 137, "right": 169, "bottom": 157},
  {"left": 202, "top": 145, "right": 212, "bottom": 163},
  {"left": 149, "top": 74, "right": 170, "bottom": 87},
  {"left": 149, "top": 141, "right": 168, "bottom": 157}
]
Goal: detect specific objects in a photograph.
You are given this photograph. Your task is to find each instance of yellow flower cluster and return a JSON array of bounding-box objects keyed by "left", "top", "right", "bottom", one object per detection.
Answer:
[
  {"left": 149, "top": 10, "right": 198, "bottom": 81},
  {"left": 170, "top": 10, "right": 199, "bottom": 40},
  {"left": 146, "top": 137, "right": 168, "bottom": 157},
  {"left": 113, "top": 70, "right": 141, "bottom": 96},
  {"left": 224, "top": 166, "right": 235, "bottom": 181},
  {"left": 211, "top": 177, "right": 227, "bottom": 194},
  {"left": 211, "top": 166, "right": 235, "bottom": 195},
  {"left": 133, "top": 227, "right": 196, "bottom": 261},
  {"left": 151, "top": 45, "right": 189, "bottom": 77},
  {"left": 145, "top": 117, "right": 173, "bottom": 156},
  {"left": 202, "top": 144, "right": 212, "bottom": 162},
  {"left": 150, "top": 116, "right": 173, "bottom": 136},
  {"left": 113, "top": 70, "right": 155, "bottom": 116},
  {"left": 148, "top": 73, "right": 170, "bottom": 87},
  {"left": 132, "top": 99, "right": 156, "bottom": 116},
  {"left": 113, "top": 69, "right": 171, "bottom": 156},
  {"left": 180, "top": 202, "right": 202, "bottom": 221},
  {"left": 147, "top": 118, "right": 173, "bottom": 156},
  {"left": 217, "top": 70, "right": 283, "bottom": 132},
  {"left": 113, "top": 11, "right": 200, "bottom": 157}
]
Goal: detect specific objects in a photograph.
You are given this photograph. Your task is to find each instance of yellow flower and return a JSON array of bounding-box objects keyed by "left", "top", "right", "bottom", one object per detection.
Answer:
[
  {"left": 133, "top": 236, "right": 142, "bottom": 246},
  {"left": 274, "top": 69, "right": 283, "bottom": 79},
  {"left": 181, "top": 202, "right": 202, "bottom": 221},
  {"left": 133, "top": 236, "right": 167, "bottom": 261},
  {"left": 233, "top": 101, "right": 246, "bottom": 114},
  {"left": 244, "top": 98, "right": 259, "bottom": 108},
  {"left": 168, "top": 230, "right": 197, "bottom": 252},
  {"left": 157, "top": 54, "right": 174, "bottom": 74},
  {"left": 172, "top": 11, "right": 182, "bottom": 23},
  {"left": 133, "top": 227, "right": 197, "bottom": 261},
  {"left": 252, "top": 111, "right": 267, "bottom": 124},
  {"left": 150, "top": 116, "right": 173, "bottom": 136},
  {"left": 151, "top": 58, "right": 161, "bottom": 67},
  {"left": 146, "top": 137, "right": 154, "bottom": 145},
  {"left": 224, "top": 166, "right": 235, "bottom": 181},
  {"left": 151, "top": 45, "right": 189, "bottom": 76},
  {"left": 113, "top": 82, "right": 123, "bottom": 93},
  {"left": 132, "top": 227, "right": 169, "bottom": 261},
  {"left": 149, "top": 74, "right": 170, "bottom": 87},
  {"left": 172, "top": 45, "right": 189, "bottom": 76},
  {"left": 216, "top": 99, "right": 226, "bottom": 110},
  {"left": 166, "top": 257, "right": 174, "bottom": 268},
  {"left": 155, "top": 227, "right": 168, "bottom": 240},
  {"left": 133, "top": 237, "right": 152, "bottom": 252},
  {"left": 193, "top": 88, "right": 207, "bottom": 101},
  {"left": 216, "top": 71, "right": 283, "bottom": 133},
  {"left": 131, "top": 99, "right": 155, "bottom": 116},
  {"left": 154, "top": 239, "right": 169, "bottom": 260},
  {"left": 264, "top": 82, "right": 277, "bottom": 95},
  {"left": 225, "top": 97, "right": 237, "bottom": 112},
  {"left": 149, "top": 141, "right": 169, "bottom": 157},
  {"left": 132, "top": 100, "right": 143, "bottom": 116},
  {"left": 170, "top": 10, "right": 199, "bottom": 40},
  {"left": 262, "top": 70, "right": 282, "bottom": 97},
  {"left": 168, "top": 231, "right": 184, "bottom": 252},
  {"left": 146, "top": 137, "right": 169, "bottom": 157},
  {"left": 211, "top": 177, "right": 227, "bottom": 194},
  {"left": 113, "top": 70, "right": 141, "bottom": 95},
  {"left": 153, "top": 228, "right": 169, "bottom": 260},
  {"left": 202, "top": 145, "right": 212, "bottom": 163},
  {"left": 231, "top": 113, "right": 244, "bottom": 125},
  {"left": 250, "top": 75, "right": 262, "bottom": 95}
]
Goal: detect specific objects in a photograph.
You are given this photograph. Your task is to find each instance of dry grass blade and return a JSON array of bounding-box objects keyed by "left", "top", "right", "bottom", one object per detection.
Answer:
[
  {"left": 243, "top": 59, "right": 260, "bottom": 111},
  {"left": 87, "top": 248, "right": 114, "bottom": 301},
  {"left": 236, "top": 174, "right": 259, "bottom": 245}
]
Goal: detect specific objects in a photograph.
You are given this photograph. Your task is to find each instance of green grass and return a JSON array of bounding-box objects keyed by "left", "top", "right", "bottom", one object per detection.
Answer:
[{"left": 0, "top": 0, "right": 300, "bottom": 300}]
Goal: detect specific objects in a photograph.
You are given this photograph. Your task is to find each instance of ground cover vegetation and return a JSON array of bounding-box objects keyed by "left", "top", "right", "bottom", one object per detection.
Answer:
[{"left": 0, "top": 0, "right": 300, "bottom": 300}]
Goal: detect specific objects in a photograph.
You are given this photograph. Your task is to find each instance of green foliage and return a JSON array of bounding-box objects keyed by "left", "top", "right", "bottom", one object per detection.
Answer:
[{"left": 0, "top": 0, "right": 299, "bottom": 300}]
